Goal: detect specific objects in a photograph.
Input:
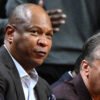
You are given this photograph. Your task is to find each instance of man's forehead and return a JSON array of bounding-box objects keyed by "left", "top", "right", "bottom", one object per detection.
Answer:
[
  {"left": 9, "top": 4, "right": 53, "bottom": 33},
  {"left": 9, "top": 4, "right": 50, "bottom": 24},
  {"left": 17, "top": 7, "right": 33, "bottom": 23},
  {"left": 25, "top": 10, "right": 52, "bottom": 31}
]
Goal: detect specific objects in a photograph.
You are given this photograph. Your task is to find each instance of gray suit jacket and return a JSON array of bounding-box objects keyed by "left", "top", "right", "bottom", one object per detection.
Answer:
[{"left": 0, "top": 46, "right": 54, "bottom": 100}]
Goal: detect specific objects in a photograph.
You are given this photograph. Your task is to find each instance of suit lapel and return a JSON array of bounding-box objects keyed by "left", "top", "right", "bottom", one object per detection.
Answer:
[
  {"left": 35, "top": 78, "right": 45, "bottom": 100},
  {"left": 0, "top": 46, "right": 25, "bottom": 100},
  {"left": 9, "top": 67, "right": 25, "bottom": 100},
  {"left": 35, "top": 77, "right": 48, "bottom": 100}
]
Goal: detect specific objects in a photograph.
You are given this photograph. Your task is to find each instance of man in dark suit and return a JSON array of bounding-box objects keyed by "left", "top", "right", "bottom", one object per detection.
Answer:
[
  {"left": 52, "top": 33, "right": 100, "bottom": 100},
  {"left": 0, "top": 3, "right": 55, "bottom": 100}
]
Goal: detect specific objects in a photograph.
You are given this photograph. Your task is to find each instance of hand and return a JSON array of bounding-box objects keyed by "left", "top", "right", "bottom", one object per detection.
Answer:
[
  {"left": 38, "top": 0, "right": 66, "bottom": 33},
  {"left": 47, "top": 9, "right": 66, "bottom": 33}
]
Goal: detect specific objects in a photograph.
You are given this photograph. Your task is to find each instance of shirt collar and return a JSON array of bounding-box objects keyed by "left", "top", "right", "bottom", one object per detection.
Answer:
[{"left": 4, "top": 44, "right": 38, "bottom": 84}]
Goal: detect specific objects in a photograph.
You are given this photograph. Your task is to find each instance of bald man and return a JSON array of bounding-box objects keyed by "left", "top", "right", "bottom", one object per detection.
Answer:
[{"left": 0, "top": 3, "right": 55, "bottom": 100}]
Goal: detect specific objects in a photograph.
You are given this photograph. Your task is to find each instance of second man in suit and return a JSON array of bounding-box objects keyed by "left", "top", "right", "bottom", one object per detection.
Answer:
[{"left": 52, "top": 33, "right": 100, "bottom": 100}]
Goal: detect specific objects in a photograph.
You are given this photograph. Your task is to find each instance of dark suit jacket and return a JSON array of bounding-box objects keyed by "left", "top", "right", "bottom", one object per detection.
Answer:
[
  {"left": 0, "top": 46, "right": 53, "bottom": 100},
  {"left": 52, "top": 74, "right": 92, "bottom": 100},
  {"left": 51, "top": 71, "right": 73, "bottom": 88}
]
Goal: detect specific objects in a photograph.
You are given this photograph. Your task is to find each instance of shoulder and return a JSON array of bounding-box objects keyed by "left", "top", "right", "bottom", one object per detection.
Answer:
[
  {"left": 52, "top": 80, "right": 78, "bottom": 100},
  {"left": 37, "top": 76, "right": 51, "bottom": 93},
  {"left": 36, "top": 76, "right": 56, "bottom": 100},
  {"left": 51, "top": 71, "right": 73, "bottom": 88}
]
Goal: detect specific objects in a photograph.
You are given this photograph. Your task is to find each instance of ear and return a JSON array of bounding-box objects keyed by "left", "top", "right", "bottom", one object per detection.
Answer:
[
  {"left": 80, "top": 60, "right": 90, "bottom": 77},
  {"left": 5, "top": 24, "right": 15, "bottom": 44}
]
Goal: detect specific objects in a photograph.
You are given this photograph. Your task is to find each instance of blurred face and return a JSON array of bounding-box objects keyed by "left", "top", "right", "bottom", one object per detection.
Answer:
[{"left": 6, "top": 8, "right": 53, "bottom": 68}]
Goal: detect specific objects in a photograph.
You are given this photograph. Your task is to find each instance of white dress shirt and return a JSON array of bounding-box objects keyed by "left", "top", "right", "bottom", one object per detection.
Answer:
[{"left": 4, "top": 45, "right": 38, "bottom": 100}]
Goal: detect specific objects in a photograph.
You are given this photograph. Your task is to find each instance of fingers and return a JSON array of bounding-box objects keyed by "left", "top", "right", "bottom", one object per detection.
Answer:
[
  {"left": 47, "top": 9, "right": 66, "bottom": 33},
  {"left": 38, "top": 0, "right": 44, "bottom": 7},
  {"left": 52, "top": 22, "right": 61, "bottom": 33},
  {"left": 50, "top": 14, "right": 66, "bottom": 22},
  {"left": 53, "top": 28, "right": 60, "bottom": 32},
  {"left": 52, "top": 19, "right": 65, "bottom": 27},
  {"left": 47, "top": 9, "right": 63, "bottom": 15}
]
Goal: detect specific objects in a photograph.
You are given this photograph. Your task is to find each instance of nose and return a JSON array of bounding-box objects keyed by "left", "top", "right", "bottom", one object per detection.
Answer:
[{"left": 37, "top": 37, "right": 48, "bottom": 47}]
